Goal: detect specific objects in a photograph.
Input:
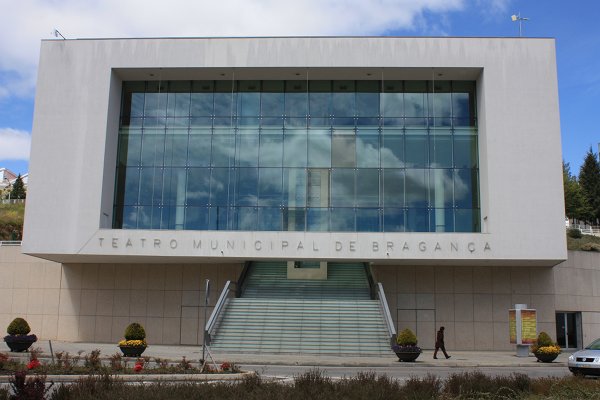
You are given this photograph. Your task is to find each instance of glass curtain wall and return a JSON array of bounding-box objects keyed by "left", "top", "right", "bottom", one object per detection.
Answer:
[{"left": 114, "top": 79, "right": 479, "bottom": 232}]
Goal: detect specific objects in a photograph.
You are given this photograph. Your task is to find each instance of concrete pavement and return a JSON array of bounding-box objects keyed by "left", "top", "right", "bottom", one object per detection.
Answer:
[{"left": 2, "top": 340, "right": 571, "bottom": 368}]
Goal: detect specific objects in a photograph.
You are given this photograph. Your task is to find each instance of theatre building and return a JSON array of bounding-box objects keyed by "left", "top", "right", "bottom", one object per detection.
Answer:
[{"left": 4, "top": 36, "right": 597, "bottom": 355}]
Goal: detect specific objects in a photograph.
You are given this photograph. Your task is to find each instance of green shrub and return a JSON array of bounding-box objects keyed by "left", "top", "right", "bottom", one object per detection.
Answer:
[
  {"left": 537, "top": 331, "right": 554, "bottom": 347},
  {"left": 124, "top": 323, "right": 146, "bottom": 341},
  {"left": 567, "top": 228, "right": 583, "bottom": 239},
  {"left": 396, "top": 328, "right": 418, "bottom": 346},
  {"left": 6, "top": 318, "right": 31, "bottom": 335}
]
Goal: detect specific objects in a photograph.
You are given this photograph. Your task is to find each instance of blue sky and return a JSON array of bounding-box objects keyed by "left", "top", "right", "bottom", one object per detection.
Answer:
[{"left": 0, "top": 0, "right": 598, "bottom": 176}]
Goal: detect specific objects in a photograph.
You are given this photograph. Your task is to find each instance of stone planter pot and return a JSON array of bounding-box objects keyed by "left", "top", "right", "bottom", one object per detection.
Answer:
[
  {"left": 534, "top": 352, "right": 559, "bottom": 363},
  {"left": 4, "top": 334, "right": 37, "bottom": 352},
  {"left": 395, "top": 351, "right": 421, "bottom": 362},
  {"left": 119, "top": 345, "right": 147, "bottom": 357}
]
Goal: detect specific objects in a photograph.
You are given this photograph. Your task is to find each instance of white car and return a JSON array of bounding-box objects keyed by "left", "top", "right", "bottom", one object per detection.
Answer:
[{"left": 568, "top": 338, "right": 600, "bottom": 376}]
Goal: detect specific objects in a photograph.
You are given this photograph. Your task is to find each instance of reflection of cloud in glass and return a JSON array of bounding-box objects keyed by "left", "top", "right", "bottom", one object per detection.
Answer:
[
  {"left": 259, "top": 135, "right": 283, "bottom": 166},
  {"left": 356, "top": 137, "right": 379, "bottom": 167}
]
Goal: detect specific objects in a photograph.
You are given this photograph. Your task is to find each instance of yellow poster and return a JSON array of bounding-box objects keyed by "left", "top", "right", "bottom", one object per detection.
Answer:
[
  {"left": 521, "top": 310, "right": 537, "bottom": 344},
  {"left": 509, "top": 310, "right": 517, "bottom": 344}
]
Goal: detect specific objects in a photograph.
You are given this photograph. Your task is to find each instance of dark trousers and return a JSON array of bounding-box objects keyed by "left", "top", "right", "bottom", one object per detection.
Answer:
[{"left": 434, "top": 344, "right": 449, "bottom": 358}]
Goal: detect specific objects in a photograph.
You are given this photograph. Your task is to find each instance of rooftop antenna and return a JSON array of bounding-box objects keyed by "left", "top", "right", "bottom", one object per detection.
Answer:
[
  {"left": 52, "top": 29, "right": 66, "bottom": 40},
  {"left": 511, "top": 13, "right": 529, "bottom": 37}
]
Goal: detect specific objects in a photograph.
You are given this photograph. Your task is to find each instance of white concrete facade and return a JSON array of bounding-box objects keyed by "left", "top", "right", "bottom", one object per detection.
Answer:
[
  {"left": 24, "top": 37, "right": 565, "bottom": 266},
  {"left": 2, "top": 246, "right": 598, "bottom": 349}
]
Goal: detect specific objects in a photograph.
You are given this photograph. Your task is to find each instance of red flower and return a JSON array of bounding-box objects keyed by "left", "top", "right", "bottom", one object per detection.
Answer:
[
  {"left": 221, "top": 362, "right": 231, "bottom": 371},
  {"left": 27, "top": 359, "right": 41, "bottom": 370},
  {"left": 133, "top": 362, "right": 143, "bottom": 372}
]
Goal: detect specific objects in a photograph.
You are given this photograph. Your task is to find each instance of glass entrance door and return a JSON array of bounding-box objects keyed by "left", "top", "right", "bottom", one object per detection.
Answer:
[{"left": 556, "top": 312, "right": 581, "bottom": 349}]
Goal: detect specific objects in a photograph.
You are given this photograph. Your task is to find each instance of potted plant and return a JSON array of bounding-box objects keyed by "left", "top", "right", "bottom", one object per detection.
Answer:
[
  {"left": 118, "top": 322, "right": 147, "bottom": 357},
  {"left": 4, "top": 317, "right": 37, "bottom": 352},
  {"left": 392, "top": 328, "right": 422, "bottom": 362},
  {"left": 530, "top": 331, "right": 561, "bottom": 363}
]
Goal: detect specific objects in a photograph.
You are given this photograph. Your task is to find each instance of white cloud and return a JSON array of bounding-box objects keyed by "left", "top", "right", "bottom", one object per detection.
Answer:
[
  {"left": 0, "top": 128, "right": 31, "bottom": 161},
  {"left": 0, "top": 0, "right": 466, "bottom": 99}
]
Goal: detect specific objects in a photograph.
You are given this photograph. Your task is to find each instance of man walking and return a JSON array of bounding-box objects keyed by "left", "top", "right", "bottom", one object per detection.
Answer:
[{"left": 434, "top": 326, "right": 450, "bottom": 359}]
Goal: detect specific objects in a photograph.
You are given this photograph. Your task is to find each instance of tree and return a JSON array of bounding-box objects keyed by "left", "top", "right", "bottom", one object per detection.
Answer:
[
  {"left": 579, "top": 148, "right": 600, "bottom": 225},
  {"left": 563, "top": 162, "right": 589, "bottom": 221},
  {"left": 10, "top": 175, "right": 26, "bottom": 200}
]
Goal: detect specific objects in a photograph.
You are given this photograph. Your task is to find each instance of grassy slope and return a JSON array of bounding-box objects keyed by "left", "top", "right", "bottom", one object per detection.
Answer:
[
  {"left": 0, "top": 203, "right": 24, "bottom": 240},
  {"left": 567, "top": 233, "right": 600, "bottom": 251}
]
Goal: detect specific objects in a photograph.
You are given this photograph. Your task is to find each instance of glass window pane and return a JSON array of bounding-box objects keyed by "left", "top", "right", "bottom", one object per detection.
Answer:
[
  {"left": 144, "top": 85, "right": 168, "bottom": 117},
  {"left": 188, "top": 131, "right": 211, "bottom": 167},
  {"left": 406, "top": 208, "right": 428, "bottom": 232},
  {"left": 258, "top": 168, "right": 282, "bottom": 206},
  {"left": 356, "top": 208, "right": 380, "bottom": 232},
  {"left": 211, "top": 134, "right": 235, "bottom": 167},
  {"left": 238, "top": 81, "right": 260, "bottom": 117},
  {"left": 356, "top": 169, "right": 379, "bottom": 207},
  {"left": 430, "top": 169, "right": 453, "bottom": 208},
  {"left": 210, "top": 168, "right": 234, "bottom": 206},
  {"left": 141, "top": 131, "right": 165, "bottom": 166},
  {"left": 405, "top": 168, "right": 428, "bottom": 207},
  {"left": 356, "top": 81, "right": 379, "bottom": 117},
  {"left": 356, "top": 133, "right": 379, "bottom": 168},
  {"left": 160, "top": 206, "right": 185, "bottom": 230},
  {"left": 236, "top": 133, "right": 259, "bottom": 167},
  {"left": 381, "top": 131, "right": 404, "bottom": 168},
  {"left": 285, "top": 81, "right": 308, "bottom": 117},
  {"left": 383, "top": 208, "right": 405, "bottom": 232},
  {"left": 121, "top": 206, "right": 138, "bottom": 228},
  {"left": 381, "top": 80, "right": 403, "bottom": 117},
  {"left": 185, "top": 206, "right": 210, "bottom": 230},
  {"left": 118, "top": 167, "right": 140, "bottom": 206},
  {"left": 430, "top": 132, "right": 452, "bottom": 168},
  {"left": 454, "top": 136, "right": 477, "bottom": 168},
  {"left": 208, "top": 206, "right": 232, "bottom": 230},
  {"left": 283, "top": 131, "right": 307, "bottom": 167},
  {"left": 332, "top": 80, "right": 355, "bottom": 117},
  {"left": 236, "top": 168, "right": 258, "bottom": 206},
  {"left": 455, "top": 208, "right": 480, "bottom": 232},
  {"left": 332, "top": 131, "right": 355, "bottom": 167},
  {"left": 452, "top": 81, "right": 476, "bottom": 125},
  {"left": 405, "top": 134, "right": 428, "bottom": 168},
  {"left": 139, "top": 167, "right": 163, "bottom": 205},
  {"left": 186, "top": 168, "right": 210, "bottom": 206},
  {"left": 307, "top": 169, "right": 330, "bottom": 207},
  {"left": 454, "top": 169, "right": 479, "bottom": 208},
  {"left": 428, "top": 208, "right": 453, "bottom": 232},
  {"left": 307, "top": 208, "right": 329, "bottom": 231},
  {"left": 233, "top": 207, "right": 256, "bottom": 230},
  {"left": 138, "top": 205, "right": 161, "bottom": 229},
  {"left": 162, "top": 168, "right": 187, "bottom": 206},
  {"left": 258, "top": 207, "right": 282, "bottom": 231},
  {"left": 214, "top": 81, "right": 236, "bottom": 117},
  {"left": 331, "top": 169, "right": 355, "bottom": 207},
  {"left": 259, "top": 130, "right": 283, "bottom": 167},
  {"left": 283, "top": 168, "right": 306, "bottom": 207},
  {"left": 261, "top": 81, "right": 284, "bottom": 117},
  {"left": 163, "top": 131, "right": 188, "bottom": 167},
  {"left": 383, "top": 169, "right": 404, "bottom": 207},
  {"left": 118, "top": 133, "right": 142, "bottom": 167},
  {"left": 308, "top": 130, "right": 331, "bottom": 168},
  {"left": 331, "top": 208, "right": 355, "bottom": 231},
  {"left": 283, "top": 207, "right": 305, "bottom": 231},
  {"left": 167, "top": 90, "right": 191, "bottom": 118},
  {"left": 309, "top": 81, "right": 332, "bottom": 117}
]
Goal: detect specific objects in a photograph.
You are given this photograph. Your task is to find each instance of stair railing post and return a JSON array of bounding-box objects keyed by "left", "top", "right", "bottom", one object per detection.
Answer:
[{"left": 201, "top": 279, "right": 210, "bottom": 362}]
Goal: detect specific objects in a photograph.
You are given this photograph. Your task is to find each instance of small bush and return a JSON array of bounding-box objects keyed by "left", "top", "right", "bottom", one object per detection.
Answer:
[
  {"left": 567, "top": 227, "right": 583, "bottom": 239},
  {"left": 400, "top": 374, "right": 442, "bottom": 399},
  {"left": 6, "top": 317, "right": 31, "bottom": 335},
  {"left": 397, "top": 328, "right": 418, "bottom": 346},
  {"left": 581, "top": 242, "right": 600, "bottom": 252},
  {"left": 124, "top": 322, "right": 146, "bottom": 340},
  {"left": 531, "top": 331, "right": 556, "bottom": 353}
]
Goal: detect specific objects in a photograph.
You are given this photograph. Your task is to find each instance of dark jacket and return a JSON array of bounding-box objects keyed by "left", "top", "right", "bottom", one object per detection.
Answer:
[{"left": 435, "top": 330, "right": 445, "bottom": 347}]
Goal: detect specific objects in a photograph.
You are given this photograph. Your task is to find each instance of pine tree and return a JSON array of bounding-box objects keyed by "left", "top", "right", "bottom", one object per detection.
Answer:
[
  {"left": 579, "top": 148, "right": 600, "bottom": 225},
  {"left": 563, "top": 162, "right": 589, "bottom": 221},
  {"left": 10, "top": 175, "right": 26, "bottom": 200}
]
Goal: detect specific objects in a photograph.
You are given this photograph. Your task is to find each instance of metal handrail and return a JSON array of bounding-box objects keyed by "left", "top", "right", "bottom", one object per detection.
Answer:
[
  {"left": 204, "top": 280, "right": 232, "bottom": 345},
  {"left": 0, "top": 241, "right": 22, "bottom": 246},
  {"left": 377, "top": 282, "right": 397, "bottom": 346},
  {"left": 235, "top": 261, "right": 252, "bottom": 298}
]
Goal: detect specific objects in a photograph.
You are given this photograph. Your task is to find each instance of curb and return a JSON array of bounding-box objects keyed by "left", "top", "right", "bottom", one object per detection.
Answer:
[{"left": 0, "top": 371, "right": 256, "bottom": 384}]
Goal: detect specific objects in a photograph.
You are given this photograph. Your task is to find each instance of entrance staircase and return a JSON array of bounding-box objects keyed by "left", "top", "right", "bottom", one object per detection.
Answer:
[{"left": 208, "top": 262, "right": 392, "bottom": 356}]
